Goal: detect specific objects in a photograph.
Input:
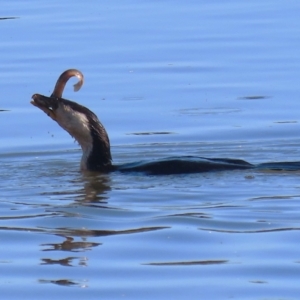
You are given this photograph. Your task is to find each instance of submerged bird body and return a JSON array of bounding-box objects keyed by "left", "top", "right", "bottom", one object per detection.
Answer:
[{"left": 31, "top": 69, "right": 298, "bottom": 175}]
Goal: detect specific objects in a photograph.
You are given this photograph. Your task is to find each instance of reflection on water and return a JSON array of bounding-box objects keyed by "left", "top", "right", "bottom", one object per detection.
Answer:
[
  {"left": 42, "top": 236, "right": 101, "bottom": 252},
  {"left": 237, "top": 95, "right": 270, "bottom": 100},
  {"left": 65, "top": 174, "right": 112, "bottom": 204},
  {"left": 127, "top": 131, "right": 175, "bottom": 135},
  {"left": 0, "top": 17, "right": 17, "bottom": 20},
  {"left": 41, "top": 257, "right": 87, "bottom": 267},
  {"left": 144, "top": 260, "right": 228, "bottom": 266},
  {"left": 39, "top": 279, "right": 86, "bottom": 287},
  {"left": 273, "top": 120, "right": 297, "bottom": 124}
]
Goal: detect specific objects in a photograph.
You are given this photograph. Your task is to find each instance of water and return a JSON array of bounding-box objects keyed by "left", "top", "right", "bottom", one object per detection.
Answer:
[{"left": 1, "top": 0, "right": 300, "bottom": 299}]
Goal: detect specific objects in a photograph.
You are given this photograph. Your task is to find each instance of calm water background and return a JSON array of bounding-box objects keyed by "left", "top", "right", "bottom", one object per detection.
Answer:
[{"left": 1, "top": 0, "right": 300, "bottom": 299}]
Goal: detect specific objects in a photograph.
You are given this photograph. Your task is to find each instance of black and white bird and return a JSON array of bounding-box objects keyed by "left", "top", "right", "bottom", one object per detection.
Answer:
[{"left": 31, "top": 69, "right": 267, "bottom": 175}]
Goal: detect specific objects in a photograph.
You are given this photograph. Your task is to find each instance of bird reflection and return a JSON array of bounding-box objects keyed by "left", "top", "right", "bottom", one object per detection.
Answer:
[
  {"left": 41, "top": 236, "right": 101, "bottom": 252},
  {"left": 40, "top": 256, "right": 88, "bottom": 267},
  {"left": 72, "top": 173, "right": 112, "bottom": 204},
  {"left": 40, "top": 173, "right": 113, "bottom": 205},
  {"left": 39, "top": 278, "right": 87, "bottom": 287}
]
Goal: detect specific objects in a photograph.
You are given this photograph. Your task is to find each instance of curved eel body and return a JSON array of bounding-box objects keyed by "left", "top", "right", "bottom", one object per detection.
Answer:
[{"left": 51, "top": 69, "right": 84, "bottom": 98}]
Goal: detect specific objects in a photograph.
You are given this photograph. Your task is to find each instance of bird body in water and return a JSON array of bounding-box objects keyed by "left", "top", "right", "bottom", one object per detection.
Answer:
[{"left": 31, "top": 69, "right": 300, "bottom": 175}]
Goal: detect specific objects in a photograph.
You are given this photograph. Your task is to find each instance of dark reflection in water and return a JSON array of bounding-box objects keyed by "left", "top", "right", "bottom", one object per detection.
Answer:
[
  {"left": 0, "top": 17, "right": 18, "bottom": 21},
  {"left": 200, "top": 227, "right": 300, "bottom": 234},
  {"left": 144, "top": 260, "right": 228, "bottom": 266},
  {"left": 127, "top": 132, "right": 175, "bottom": 135},
  {"left": 273, "top": 120, "right": 297, "bottom": 124},
  {"left": 0, "top": 212, "right": 58, "bottom": 221},
  {"left": 75, "top": 173, "right": 112, "bottom": 203},
  {"left": 167, "top": 212, "right": 211, "bottom": 219},
  {"left": 250, "top": 195, "right": 300, "bottom": 201},
  {"left": 237, "top": 95, "right": 270, "bottom": 100},
  {"left": 249, "top": 280, "right": 268, "bottom": 284},
  {"left": 42, "top": 236, "right": 101, "bottom": 252},
  {"left": 41, "top": 256, "right": 87, "bottom": 267},
  {"left": 40, "top": 226, "right": 168, "bottom": 258},
  {"left": 52, "top": 226, "right": 169, "bottom": 238},
  {"left": 39, "top": 173, "right": 112, "bottom": 204},
  {"left": 0, "top": 225, "right": 168, "bottom": 237},
  {"left": 39, "top": 279, "right": 84, "bottom": 287},
  {"left": 177, "top": 107, "right": 242, "bottom": 116}
]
